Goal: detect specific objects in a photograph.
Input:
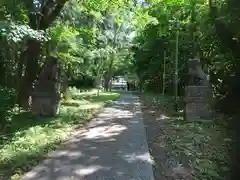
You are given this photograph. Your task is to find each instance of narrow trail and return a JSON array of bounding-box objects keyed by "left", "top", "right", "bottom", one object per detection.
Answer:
[{"left": 21, "top": 93, "right": 155, "bottom": 180}]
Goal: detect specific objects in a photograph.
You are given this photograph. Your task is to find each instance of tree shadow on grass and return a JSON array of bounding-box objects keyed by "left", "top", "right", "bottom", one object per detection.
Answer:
[
  {"left": 0, "top": 112, "right": 55, "bottom": 146},
  {"left": 0, "top": 107, "right": 99, "bottom": 179},
  {"left": 0, "top": 93, "right": 112, "bottom": 149},
  {"left": 0, "top": 139, "right": 63, "bottom": 180}
]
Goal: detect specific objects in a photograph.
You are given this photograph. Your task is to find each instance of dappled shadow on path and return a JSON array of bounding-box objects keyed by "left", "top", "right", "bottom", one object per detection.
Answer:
[{"left": 21, "top": 93, "right": 154, "bottom": 180}]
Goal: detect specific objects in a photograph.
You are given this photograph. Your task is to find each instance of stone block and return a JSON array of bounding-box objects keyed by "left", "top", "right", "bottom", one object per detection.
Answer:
[
  {"left": 185, "top": 86, "right": 213, "bottom": 120},
  {"left": 31, "top": 92, "right": 61, "bottom": 116}
]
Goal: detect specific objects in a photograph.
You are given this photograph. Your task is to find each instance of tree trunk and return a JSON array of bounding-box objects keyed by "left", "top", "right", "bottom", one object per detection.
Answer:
[
  {"left": 0, "top": 47, "right": 6, "bottom": 86},
  {"left": 94, "top": 76, "right": 101, "bottom": 96},
  {"left": 104, "top": 55, "right": 114, "bottom": 92},
  {"left": 18, "top": 40, "right": 41, "bottom": 109},
  {"left": 190, "top": 0, "right": 197, "bottom": 58},
  {"left": 31, "top": 56, "right": 61, "bottom": 116},
  {"left": 104, "top": 73, "right": 110, "bottom": 92},
  {"left": 16, "top": 45, "right": 24, "bottom": 107}
]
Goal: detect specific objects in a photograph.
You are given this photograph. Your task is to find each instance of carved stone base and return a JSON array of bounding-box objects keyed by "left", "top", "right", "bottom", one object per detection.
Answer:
[
  {"left": 185, "top": 86, "right": 213, "bottom": 120},
  {"left": 31, "top": 92, "right": 61, "bottom": 116}
]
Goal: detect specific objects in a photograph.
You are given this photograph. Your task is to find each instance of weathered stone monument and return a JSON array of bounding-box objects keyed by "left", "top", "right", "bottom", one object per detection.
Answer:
[
  {"left": 184, "top": 57, "right": 213, "bottom": 120},
  {"left": 31, "top": 56, "right": 61, "bottom": 116}
]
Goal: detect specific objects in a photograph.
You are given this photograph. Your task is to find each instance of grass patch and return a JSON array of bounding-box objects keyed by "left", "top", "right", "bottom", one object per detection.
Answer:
[
  {"left": 0, "top": 89, "right": 120, "bottom": 179},
  {"left": 140, "top": 93, "right": 230, "bottom": 180}
]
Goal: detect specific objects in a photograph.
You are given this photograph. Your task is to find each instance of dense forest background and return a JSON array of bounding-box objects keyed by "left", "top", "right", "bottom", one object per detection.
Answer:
[{"left": 1, "top": 0, "right": 240, "bottom": 112}]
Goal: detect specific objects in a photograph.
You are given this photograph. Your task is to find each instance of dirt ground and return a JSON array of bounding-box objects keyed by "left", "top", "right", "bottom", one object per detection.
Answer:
[{"left": 137, "top": 93, "right": 229, "bottom": 180}]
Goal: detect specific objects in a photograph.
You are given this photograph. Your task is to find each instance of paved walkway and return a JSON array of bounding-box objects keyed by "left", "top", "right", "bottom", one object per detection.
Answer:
[{"left": 21, "top": 93, "right": 154, "bottom": 180}]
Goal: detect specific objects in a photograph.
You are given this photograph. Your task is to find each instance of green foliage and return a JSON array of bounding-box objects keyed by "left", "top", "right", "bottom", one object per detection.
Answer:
[
  {"left": 47, "top": 23, "right": 83, "bottom": 66},
  {"left": 0, "top": 89, "right": 120, "bottom": 179},
  {"left": 131, "top": 0, "right": 240, "bottom": 98},
  {"left": 0, "top": 87, "right": 16, "bottom": 127},
  {"left": 0, "top": 21, "right": 48, "bottom": 42},
  {"left": 165, "top": 117, "right": 229, "bottom": 180},
  {"left": 0, "top": 0, "right": 141, "bottom": 94}
]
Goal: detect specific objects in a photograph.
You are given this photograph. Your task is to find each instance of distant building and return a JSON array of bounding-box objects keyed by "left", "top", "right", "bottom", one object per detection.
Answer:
[{"left": 111, "top": 76, "right": 127, "bottom": 90}]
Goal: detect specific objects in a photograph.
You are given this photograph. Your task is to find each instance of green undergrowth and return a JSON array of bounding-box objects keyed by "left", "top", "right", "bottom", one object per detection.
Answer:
[
  {"left": 163, "top": 117, "right": 229, "bottom": 180},
  {"left": 0, "top": 88, "right": 120, "bottom": 179},
  {"left": 142, "top": 93, "right": 230, "bottom": 180}
]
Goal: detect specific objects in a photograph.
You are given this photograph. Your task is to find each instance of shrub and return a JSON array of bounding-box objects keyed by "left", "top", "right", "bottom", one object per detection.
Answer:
[{"left": 0, "top": 87, "right": 16, "bottom": 128}]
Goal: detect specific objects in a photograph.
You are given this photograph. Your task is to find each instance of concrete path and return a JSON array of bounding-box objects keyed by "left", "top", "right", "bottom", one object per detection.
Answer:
[{"left": 21, "top": 93, "right": 154, "bottom": 180}]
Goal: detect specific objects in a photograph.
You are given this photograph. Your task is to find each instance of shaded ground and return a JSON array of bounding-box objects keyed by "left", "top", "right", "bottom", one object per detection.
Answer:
[
  {"left": 20, "top": 93, "right": 154, "bottom": 180},
  {"left": 0, "top": 89, "right": 120, "bottom": 179},
  {"left": 138, "top": 93, "right": 230, "bottom": 180}
]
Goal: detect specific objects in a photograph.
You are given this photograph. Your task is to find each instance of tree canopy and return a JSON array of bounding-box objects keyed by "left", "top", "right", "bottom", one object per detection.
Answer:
[{"left": 0, "top": 0, "right": 239, "bottom": 107}]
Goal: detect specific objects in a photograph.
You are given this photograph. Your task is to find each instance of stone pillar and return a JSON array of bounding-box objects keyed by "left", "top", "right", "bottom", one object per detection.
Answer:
[
  {"left": 185, "top": 86, "right": 213, "bottom": 120},
  {"left": 31, "top": 92, "right": 61, "bottom": 116},
  {"left": 184, "top": 57, "right": 213, "bottom": 120},
  {"left": 30, "top": 56, "right": 61, "bottom": 116}
]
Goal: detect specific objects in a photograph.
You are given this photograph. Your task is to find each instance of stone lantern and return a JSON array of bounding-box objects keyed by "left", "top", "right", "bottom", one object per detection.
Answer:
[{"left": 184, "top": 57, "right": 213, "bottom": 120}]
